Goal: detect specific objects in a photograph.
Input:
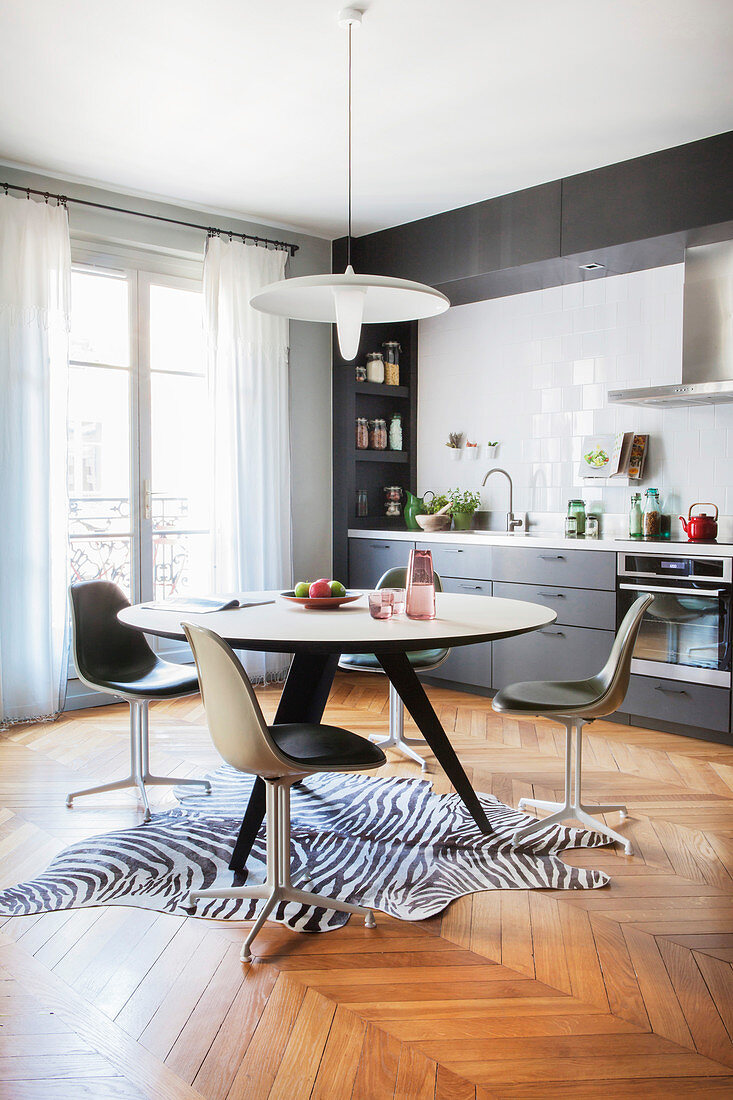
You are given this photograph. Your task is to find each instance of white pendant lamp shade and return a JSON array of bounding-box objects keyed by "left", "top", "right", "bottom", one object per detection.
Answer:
[
  {"left": 251, "top": 265, "right": 450, "bottom": 360},
  {"left": 249, "top": 9, "right": 451, "bottom": 360}
]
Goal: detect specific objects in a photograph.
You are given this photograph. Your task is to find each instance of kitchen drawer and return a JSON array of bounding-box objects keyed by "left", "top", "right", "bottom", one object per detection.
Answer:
[
  {"left": 348, "top": 538, "right": 414, "bottom": 589},
  {"left": 428, "top": 576, "right": 492, "bottom": 688},
  {"left": 492, "top": 624, "right": 615, "bottom": 691},
  {"left": 492, "top": 545, "right": 615, "bottom": 591},
  {"left": 493, "top": 580, "right": 615, "bottom": 630},
  {"left": 619, "top": 674, "right": 730, "bottom": 733},
  {"left": 417, "top": 541, "right": 492, "bottom": 582}
]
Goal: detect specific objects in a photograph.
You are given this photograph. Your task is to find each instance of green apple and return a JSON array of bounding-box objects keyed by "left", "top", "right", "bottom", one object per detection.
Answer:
[
  {"left": 294, "top": 581, "right": 310, "bottom": 598},
  {"left": 330, "top": 580, "right": 346, "bottom": 597}
]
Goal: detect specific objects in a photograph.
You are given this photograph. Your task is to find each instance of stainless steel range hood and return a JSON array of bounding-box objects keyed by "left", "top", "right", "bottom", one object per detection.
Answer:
[{"left": 608, "top": 240, "right": 733, "bottom": 407}]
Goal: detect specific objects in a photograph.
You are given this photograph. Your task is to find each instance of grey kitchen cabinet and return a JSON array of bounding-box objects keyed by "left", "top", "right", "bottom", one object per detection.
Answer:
[
  {"left": 348, "top": 537, "right": 414, "bottom": 589},
  {"left": 618, "top": 674, "right": 730, "bottom": 734},
  {"left": 492, "top": 623, "right": 615, "bottom": 692},
  {"left": 427, "top": 578, "right": 492, "bottom": 689},
  {"left": 493, "top": 580, "right": 616, "bottom": 631},
  {"left": 492, "top": 546, "right": 615, "bottom": 591},
  {"left": 417, "top": 541, "right": 492, "bottom": 582}
]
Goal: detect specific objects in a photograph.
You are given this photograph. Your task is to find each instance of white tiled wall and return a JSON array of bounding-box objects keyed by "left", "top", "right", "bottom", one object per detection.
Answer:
[{"left": 418, "top": 264, "right": 733, "bottom": 522}]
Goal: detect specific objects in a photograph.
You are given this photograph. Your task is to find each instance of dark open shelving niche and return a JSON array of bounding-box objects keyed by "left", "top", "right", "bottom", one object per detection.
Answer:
[{"left": 332, "top": 320, "right": 418, "bottom": 579}]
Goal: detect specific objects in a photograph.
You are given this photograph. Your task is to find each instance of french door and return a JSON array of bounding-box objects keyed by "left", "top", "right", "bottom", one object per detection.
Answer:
[{"left": 67, "top": 263, "right": 212, "bottom": 677}]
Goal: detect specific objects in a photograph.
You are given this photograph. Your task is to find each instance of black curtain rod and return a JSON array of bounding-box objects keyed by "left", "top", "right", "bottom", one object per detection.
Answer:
[{"left": 1, "top": 181, "right": 299, "bottom": 255}]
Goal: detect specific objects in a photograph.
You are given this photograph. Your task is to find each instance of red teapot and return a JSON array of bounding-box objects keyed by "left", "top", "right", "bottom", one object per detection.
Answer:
[{"left": 679, "top": 503, "right": 719, "bottom": 542}]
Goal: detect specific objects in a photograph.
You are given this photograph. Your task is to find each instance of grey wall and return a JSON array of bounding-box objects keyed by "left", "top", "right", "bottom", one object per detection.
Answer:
[{"left": 0, "top": 163, "right": 333, "bottom": 582}]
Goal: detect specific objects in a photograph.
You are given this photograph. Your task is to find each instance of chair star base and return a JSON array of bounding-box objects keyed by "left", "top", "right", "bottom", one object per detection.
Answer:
[
  {"left": 188, "top": 777, "right": 377, "bottom": 961},
  {"left": 369, "top": 682, "right": 428, "bottom": 769},
  {"left": 65, "top": 699, "right": 210, "bottom": 822},
  {"left": 513, "top": 718, "right": 632, "bottom": 855}
]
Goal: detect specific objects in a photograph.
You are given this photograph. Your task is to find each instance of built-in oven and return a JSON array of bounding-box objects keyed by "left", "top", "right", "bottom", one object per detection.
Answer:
[{"left": 617, "top": 552, "right": 732, "bottom": 687}]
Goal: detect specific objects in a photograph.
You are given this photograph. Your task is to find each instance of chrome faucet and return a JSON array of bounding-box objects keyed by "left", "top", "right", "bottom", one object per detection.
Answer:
[{"left": 481, "top": 468, "right": 523, "bottom": 532}]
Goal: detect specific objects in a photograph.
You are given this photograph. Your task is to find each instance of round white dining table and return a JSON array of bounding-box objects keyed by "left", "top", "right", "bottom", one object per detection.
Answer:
[{"left": 120, "top": 591, "right": 555, "bottom": 867}]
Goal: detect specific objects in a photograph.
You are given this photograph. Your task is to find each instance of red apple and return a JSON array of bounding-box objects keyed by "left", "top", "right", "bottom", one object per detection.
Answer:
[{"left": 309, "top": 578, "right": 332, "bottom": 598}]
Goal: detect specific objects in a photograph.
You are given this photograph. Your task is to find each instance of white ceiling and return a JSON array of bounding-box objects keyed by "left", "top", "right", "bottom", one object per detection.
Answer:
[{"left": 1, "top": 0, "right": 732, "bottom": 239}]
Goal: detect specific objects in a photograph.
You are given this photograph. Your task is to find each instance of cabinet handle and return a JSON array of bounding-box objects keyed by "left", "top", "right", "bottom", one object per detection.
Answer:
[
  {"left": 539, "top": 592, "right": 565, "bottom": 599},
  {"left": 655, "top": 685, "right": 688, "bottom": 695},
  {"left": 540, "top": 554, "right": 566, "bottom": 561},
  {"left": 370, "top": 543, "right": 391, "bottom": 549},
  {"left": 459, "top": 584, "right": 483, "bottom": 590},
  {"left": 442, "top": 549, "right": 464, "bottom": 553},
  {"left": 539, "top": 629, "right": 565, "bottom": 637}
]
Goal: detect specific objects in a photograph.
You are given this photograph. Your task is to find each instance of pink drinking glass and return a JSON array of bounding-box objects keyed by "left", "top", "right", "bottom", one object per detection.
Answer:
[
  {"left": 369, "top": 591, "right": 394, "bottom": 620},
  {"left": 405, "top": 549, "right": 436, "bottom": 620}
]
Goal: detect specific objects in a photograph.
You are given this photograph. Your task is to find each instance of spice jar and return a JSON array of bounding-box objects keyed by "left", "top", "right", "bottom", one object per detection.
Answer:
[
  {"left": 382, "top": 342, "right": 401, "bottom": 386},
  {"left": 369, "top": 418, "right": 387, "bottom": 450},
  {"left": 355, "top": 417, "right": 369, "bottom": 450},
  {"left": 384, "top": 486, "right": 402, "bottom": 516},
  {"left": 585, "top": 514, "right": 599, "bottom": 539},
  {"left": 355, "top": 363, "right": 367, "bottom": 383},
  {"left": 643, "top": 488, "right": 661, "bottom": 538},
  {"left": 366, "top": 352, "right": 385, "bottom": 384},
  {"left": 389, "top": 413, "right": 403, "bottom": 451}
]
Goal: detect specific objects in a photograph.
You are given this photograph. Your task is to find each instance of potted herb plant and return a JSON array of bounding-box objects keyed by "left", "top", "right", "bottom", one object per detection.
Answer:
[
  {"left": 445, "top": 432, "right": 463, "bottom": 460},
  {"left": 449, "top": 488, "right": 481, "bottom": 530}
]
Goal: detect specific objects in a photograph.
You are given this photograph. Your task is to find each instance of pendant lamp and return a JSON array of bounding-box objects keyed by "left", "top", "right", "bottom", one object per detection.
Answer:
[{"left": 250, "top": 8, "right": 450, "bottom": 360}]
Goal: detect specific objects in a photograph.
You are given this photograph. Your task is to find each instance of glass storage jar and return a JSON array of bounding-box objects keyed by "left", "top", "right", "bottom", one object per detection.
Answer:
[
  {"left": 382, "top": 341, "right": 401, "bottom": 386},
  {"left": 356, "top": 489, "right": 368, "bottom": 516},
  {"left": 643, "top": 488, "right": 661, "bottom": 538},
  {"left": 567, "top": 499, "right": 586, "bottom": 536},
  {"left": 355, "top": 417, "right": 369, "bottom": 449},
  {"left": 629, "top": 492, "right": 642, "bottom": 538},
  {"left": 388, "top": 413, "right": 403, "bottom": 451},
  {"left": 355, "top": 363, "right": 367, "bottom": 383},
  {"left": 585, "top": 514, "right": 599, "bottom": 539},
  {"left": 369, "top": 418, "right": 387, "bottom": 450},
  {"left": 366, "top": 352, "right": 385, "bottom": 384},
  {"left": 384, "top": 485, "right": 402, "bottom": 516}
]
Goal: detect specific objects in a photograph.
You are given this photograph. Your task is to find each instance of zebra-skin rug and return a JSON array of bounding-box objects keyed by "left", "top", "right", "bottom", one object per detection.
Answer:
[{"left": 0, "top": 766, "right": 610, "bottom": 932}]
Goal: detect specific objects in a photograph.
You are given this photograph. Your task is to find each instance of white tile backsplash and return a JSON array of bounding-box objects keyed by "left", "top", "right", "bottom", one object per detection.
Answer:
[{"left": 418, "top": 263, "right": 733, "bottom": 517}]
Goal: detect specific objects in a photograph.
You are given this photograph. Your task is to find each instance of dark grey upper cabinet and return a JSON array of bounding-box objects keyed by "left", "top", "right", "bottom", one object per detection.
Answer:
[
  {"left": 561, "top": 131, "right": 733, "bottom": 257},
  {"left": 348, "top": 538, "right": 414, "bottom": 590}
]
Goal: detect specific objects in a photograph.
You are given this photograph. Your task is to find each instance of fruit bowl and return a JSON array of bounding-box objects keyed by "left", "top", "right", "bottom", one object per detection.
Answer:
[{"left": 280, "top": 590, "right": 363, "bottom": 610}]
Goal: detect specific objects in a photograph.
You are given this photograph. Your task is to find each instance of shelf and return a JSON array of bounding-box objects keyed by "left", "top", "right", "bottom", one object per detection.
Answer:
[
  {"left": 355, "top": 450, "right": 409, "bottom": 463},
  {"left": 355, "top": 383, "right": 409, "bottom": 399}
]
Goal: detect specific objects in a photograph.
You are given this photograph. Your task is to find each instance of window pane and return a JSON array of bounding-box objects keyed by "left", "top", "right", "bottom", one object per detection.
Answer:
[
  {"left": 70, "top": 271, "right": 129, "bottom": 366},
  {"left": 151, "top": 372, "right": 211, "bottom": 599},
  {"left": 150, "top": 284, "right": 204, "bottom": 375}
]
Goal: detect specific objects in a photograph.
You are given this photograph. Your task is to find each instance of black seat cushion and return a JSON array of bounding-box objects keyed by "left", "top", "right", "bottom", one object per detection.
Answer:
[
  {"left": 493, "top": 678, "right": 599, "bottom": 715},
  {"left": 70, "top": 580, "right": 198, "bottom": 699},
  {"left": 270, "top": 723, "right": 386, "bottom": 769}
]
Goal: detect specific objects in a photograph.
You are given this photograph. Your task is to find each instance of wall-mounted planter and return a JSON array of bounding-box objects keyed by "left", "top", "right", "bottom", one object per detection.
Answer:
[
  {"left": 486, "top": 444, "right": 499, "bottom": 460},
  {"left": 465, "top": 446, "right": 480, "bottom": 460},
  {"left": 448, "top": 448, "right": 461, "bottom": 461}
]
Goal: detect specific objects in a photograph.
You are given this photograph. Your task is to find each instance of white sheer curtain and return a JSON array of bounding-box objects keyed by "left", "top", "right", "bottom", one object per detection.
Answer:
[
  {"left": 204, "top": 237, "right": 292, "bottom": 683},
  {"left": 0, "top": 194, "right": 71, "bottom": 724}
]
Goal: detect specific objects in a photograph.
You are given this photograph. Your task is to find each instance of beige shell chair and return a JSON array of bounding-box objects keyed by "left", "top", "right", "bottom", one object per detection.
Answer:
[
  {"left": 338, "top": 567, "right": 449, "bottom": 769},
  {"left": 492, "top": 594, "right": 653, "bottom": 854},
  {"left": 182, "top": 621, "right": 386, "bottom": 962}
]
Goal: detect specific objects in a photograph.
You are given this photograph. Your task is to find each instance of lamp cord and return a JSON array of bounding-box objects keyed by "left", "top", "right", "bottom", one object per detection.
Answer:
[{"left": 347, "top": 19, "right": 352, "bottom": 268}]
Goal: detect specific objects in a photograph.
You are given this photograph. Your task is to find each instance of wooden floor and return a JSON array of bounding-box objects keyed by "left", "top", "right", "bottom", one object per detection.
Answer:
[{"left": 2, "top": 673, "right": 733, "bottom": 1099}]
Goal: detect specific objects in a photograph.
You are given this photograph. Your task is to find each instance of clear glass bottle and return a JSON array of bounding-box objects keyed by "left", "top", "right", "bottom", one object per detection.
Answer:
[
  {"left": 356, "top": 489, "right": 368, "bottom": 517},
  {"left": 405, "top": 548, "right": 436, "bottom": 620},
  {"left": 643, "top": 488, "right": 661, "bottom": 539},
  {"left": 567, "top": 499, "right": 586, "bottom": 536},
  {"left": 388, "top": 413, "right": 403, "bottom": 451},
  {"left": 629, "top": 492, "right": 642, "bottom": 538}
]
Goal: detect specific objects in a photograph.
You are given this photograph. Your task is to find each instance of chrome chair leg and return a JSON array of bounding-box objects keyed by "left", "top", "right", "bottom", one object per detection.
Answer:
[
  {"left": 138, "top": 700, "right": 211, "bottom": 793},
  {"left": 188, "top": 779, "right": 377, "bottom": 962},
  {"left": 369, "top": 682, "right": 428, "bottom": 769},
  {"left": 515, "top": 718, "right": 632, "bottom": 854}
]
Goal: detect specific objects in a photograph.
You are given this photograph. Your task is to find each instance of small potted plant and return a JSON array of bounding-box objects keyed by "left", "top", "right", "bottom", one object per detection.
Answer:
[
  {"left": 465, "top": 440, "right": 479, "bottom": 460},
  {"left": 449, "top": 488, "right": 481, "bottom": 530},
  {"left": 445, "top": 432, "right": 463, "bottom": 460},
  {"left": 486, "top": 440, "right": 499, "bottom": 459}
]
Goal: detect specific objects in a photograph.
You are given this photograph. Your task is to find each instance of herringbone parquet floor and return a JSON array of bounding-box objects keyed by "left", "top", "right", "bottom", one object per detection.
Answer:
[{"left": 1, "top": 672, "right": 733, "bottom": 1098}]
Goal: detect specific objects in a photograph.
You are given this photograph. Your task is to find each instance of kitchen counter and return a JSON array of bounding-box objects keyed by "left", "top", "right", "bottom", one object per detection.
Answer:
[{"left": 347, "top": 528, "right": 733, "bottom": 557}]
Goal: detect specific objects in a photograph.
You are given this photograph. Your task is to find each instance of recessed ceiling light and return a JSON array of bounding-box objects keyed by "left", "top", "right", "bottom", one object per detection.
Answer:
[{"left": 579, "top": 262, "right": 605, "bottom": 271}]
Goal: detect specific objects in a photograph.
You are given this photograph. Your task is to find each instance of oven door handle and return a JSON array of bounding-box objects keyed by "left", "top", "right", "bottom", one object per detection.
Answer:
[{"left": 618, "top": 583, "right": 726, "bottom": 597}]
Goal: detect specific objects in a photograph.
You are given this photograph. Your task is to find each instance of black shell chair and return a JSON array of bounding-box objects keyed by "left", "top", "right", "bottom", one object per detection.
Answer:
[
  {"left": 66, "top": 580, "right": 211, "bottom": 820},
  {"left": 338, "top": 567, "right": 449, "bottom": 769},
  {"left": 493, "top": 594, "right": 653, "bottom": 853}
]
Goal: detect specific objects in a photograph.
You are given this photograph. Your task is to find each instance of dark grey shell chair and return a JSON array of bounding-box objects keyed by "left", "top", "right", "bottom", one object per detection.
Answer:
[
  {"left": 338, "top": 567, "right": 449, "bottom": 769},
  {"left": 492, "top": 594, "right": 653, "bottom": 853},
  {"left": 66, "top": 580, "right": 211, "bottom": 820}
]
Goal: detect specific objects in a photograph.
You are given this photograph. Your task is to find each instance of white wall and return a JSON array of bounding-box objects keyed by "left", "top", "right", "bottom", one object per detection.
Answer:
[
  {"left": 418, "top": 263, "right": 733, "bottom": 524},
  {"left": 0, "top": 163, "right": 333, "bottom": 581}
]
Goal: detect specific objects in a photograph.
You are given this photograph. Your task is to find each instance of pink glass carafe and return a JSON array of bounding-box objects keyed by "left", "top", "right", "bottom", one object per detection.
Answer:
[{"left": 405, "top": 548, "right": 436, "bottom": 620}]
